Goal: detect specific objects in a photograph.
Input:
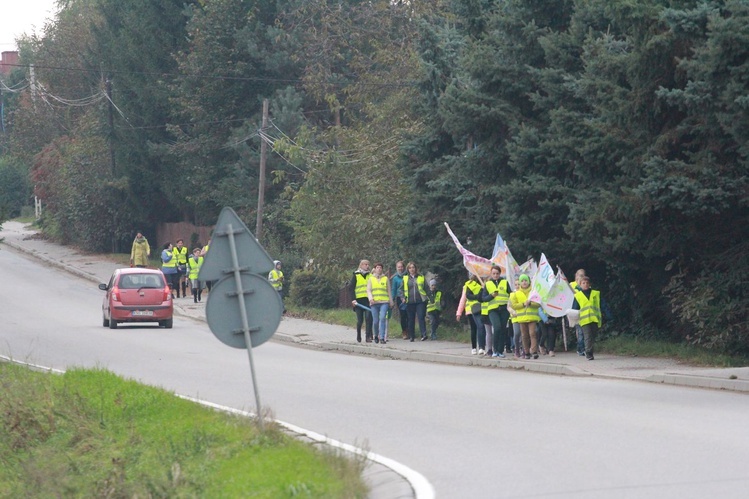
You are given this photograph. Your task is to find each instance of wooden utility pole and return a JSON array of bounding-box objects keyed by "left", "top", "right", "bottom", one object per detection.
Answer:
[
  {"left": 255, "top": 98, "right": 269, "bottom": 242},
  {"left": 106, "top": 77, "right": 116, "bottom": 176}
]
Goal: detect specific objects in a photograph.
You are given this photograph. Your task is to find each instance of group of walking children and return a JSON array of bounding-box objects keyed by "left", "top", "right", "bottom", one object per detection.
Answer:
[
  {"left": 348, "top": 258, "right": 603, "bottom": 359},
  {"left": 456, "top": 266, "right": 602, "bottom": 360},
  {"left": 350, "top": 260, "right": 445, "bottom": 344}
]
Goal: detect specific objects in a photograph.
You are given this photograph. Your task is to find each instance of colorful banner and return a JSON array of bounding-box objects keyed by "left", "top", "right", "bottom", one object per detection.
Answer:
[
  {"left": 504, "top": 244, "right": 520, "bottom": 290},
  {"left": 528, "top": 253, "right": 554, "bottom": 303},
  {"left": 444, "top": 223, "right": 493, "bottom": 279},
  {"left": 445, "top": 223, "right": 575, "bottom": 317},
  {"left": 490, "top": 234, "right": 508, "bottom": 272}
]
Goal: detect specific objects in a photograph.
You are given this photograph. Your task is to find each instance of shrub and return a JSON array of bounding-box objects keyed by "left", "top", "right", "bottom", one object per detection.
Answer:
[{"left": 289, "top": 269, "right": 338, "bottom": 309}]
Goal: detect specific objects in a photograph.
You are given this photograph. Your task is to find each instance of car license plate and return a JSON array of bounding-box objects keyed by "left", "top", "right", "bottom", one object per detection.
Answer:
[{"left": 132, "top": 310, "right": 154, "bottom": 317}]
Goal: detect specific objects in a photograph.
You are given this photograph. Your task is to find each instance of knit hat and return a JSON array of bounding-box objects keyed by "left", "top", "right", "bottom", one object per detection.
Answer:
[
  {"left": 518, "top": 274, "right": 531, "bottom": 284},
  {"left": 429, "top": 279, "right": 437, "bottom": 286}
]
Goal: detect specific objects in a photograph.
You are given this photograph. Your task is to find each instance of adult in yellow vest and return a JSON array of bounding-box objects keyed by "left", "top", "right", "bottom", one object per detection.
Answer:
[
  {"left": 268, "top": 260, "right": 284, "bottom": 302},
  {"left": 426, "top": 279, "right": 444, "bottom": 340},
  {"left": 173, "top": 239, "right": 189, "bottom": 298},
  {"left": 160, "top": 242, "right": 178, "bottom": 299},
  {"left": 391, "top": 260, "right": 409, "bottom": 340},
  {"left": 350, "top": 260, "right": 373, "bottom": 343},
  {"left": 481, "top": 265, "right": 511, "bottom": 358},
  {"left": 367, "top": 262, "right": 394, "bottom": 344},
  {"left": 403, "top": 261, "right": 429, "bottom": 342},
  {"left": 510, "top": 273, "right": 541, "bottom": 359},
  {"left": 456, "top": 274, "right": 484, "bottom": 354},
  {"left": 187, "top": 247, "right": 204, "bottom": 303},
  {"left": 479, "top": 300, "right": 492, "bottom": 355},
  {"left": 573, "top": 276, "right": 602, "bottom": 360}
]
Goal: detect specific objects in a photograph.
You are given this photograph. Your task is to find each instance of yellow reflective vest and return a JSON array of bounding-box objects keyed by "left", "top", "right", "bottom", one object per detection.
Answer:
[
  {"left": 485, "top": 279, "right": 510, "bottom": 310},
  {"left": 269, "top": 269, "right": 284, "bottom": 291},
  {"left": 369, "top": 275, "right": 389, "bottom": 303},
  {"left": 162, "top": 248, "right": 177, "bottom": 268},
  {"left": 188, "top": 256, "right": 203, "bottom": 280},
  {"left": 354, "top": 273, "right": 370, "bottom": 299},
  {"left": 575, "top": 290, "right": 601, "bottom": 327},
  {"left": 403, "top": 274, "right": 427, "bottom": 303},
  {"left": 427, "top": 291, "right": 442, "bottom": 313},
  {"left": 510, "top": 288, "right": 540, "bottom": 323},
  {"left": 464, "top": 280, "right": 481, "bottom": 315},
  {"left": 173, "top": 246, "right": 188, "bottom": 265}
]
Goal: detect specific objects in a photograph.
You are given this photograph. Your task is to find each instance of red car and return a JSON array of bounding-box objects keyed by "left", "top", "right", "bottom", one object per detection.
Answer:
[{"left": 99, "top": 268, "right": 174, "bottom": 329}]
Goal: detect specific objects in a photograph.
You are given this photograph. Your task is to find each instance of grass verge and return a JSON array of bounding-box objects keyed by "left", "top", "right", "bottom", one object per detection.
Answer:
[
  {"left": 597, "top": 335, "right": 749, "bottom": 367},
  {"left": 0, "top": 363, "right": 367, "bottom": 498}
]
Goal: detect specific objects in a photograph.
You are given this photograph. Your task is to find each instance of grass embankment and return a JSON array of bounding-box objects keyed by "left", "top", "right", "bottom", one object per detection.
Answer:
[
  {"left": 286, "top": 305, "right": 749, "bottom": 367},
  {"left": 0, "top": 363, "right": 367, "bottom": 498}
]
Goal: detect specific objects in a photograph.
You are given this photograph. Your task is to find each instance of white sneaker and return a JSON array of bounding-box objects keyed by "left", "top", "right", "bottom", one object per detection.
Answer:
[
  {"left": 549, "top": 351, "right": 555, "bottom": 357},
  {"left": 471, "top": 348, "right": 477, "bottom": 355},
  {"left": 478, "top": 349, "right": 486, "bottom": 355}
]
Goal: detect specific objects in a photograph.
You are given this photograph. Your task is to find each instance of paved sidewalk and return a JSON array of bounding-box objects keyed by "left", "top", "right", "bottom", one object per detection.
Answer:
[{"left": 2, "top": 220, "right": 748, "bottom": 394}]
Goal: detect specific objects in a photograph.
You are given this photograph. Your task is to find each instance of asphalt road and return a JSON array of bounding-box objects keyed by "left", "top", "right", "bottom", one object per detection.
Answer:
[{"left": 2, "top": 247, "right": 749, "bottom": 498}]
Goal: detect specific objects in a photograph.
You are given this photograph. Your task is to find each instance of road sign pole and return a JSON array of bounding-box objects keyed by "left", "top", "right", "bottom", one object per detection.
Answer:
[{"left": 226, "top": 222, "right": 264, "bottom": 429}]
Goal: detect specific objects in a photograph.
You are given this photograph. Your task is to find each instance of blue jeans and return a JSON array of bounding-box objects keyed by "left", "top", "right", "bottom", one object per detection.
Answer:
[
  {"left": 428, "top": 311, "right": 441, "bottom": 339},
  {"left": 575, "top": 324, "right": 584, "bottom": 354},
  {"left": 371, "top": 303, "right": 389, "bottom": 340},
  {"left": 472, "top": 314, "right": 486, "bottom": 349}
]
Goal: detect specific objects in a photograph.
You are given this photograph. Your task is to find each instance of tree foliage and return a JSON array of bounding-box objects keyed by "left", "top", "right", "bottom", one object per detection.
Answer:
[{"left": 1, "top": 0, "right": 746, "bottom": 352}]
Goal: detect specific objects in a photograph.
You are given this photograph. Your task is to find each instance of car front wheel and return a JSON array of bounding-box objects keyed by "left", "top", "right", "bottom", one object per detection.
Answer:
[
  {"left": 109, "top": 319, "right": 117, "bottom": 329},
  {"left": 103, "top": 316, "right": 109, "bottom": 327}
]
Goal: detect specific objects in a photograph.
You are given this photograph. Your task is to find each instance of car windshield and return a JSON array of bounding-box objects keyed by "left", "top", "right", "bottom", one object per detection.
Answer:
[{"left": 119, "top": 274, "right": 163, "bottom": 289}]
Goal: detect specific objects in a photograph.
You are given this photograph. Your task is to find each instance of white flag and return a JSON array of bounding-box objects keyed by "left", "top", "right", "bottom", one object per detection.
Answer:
[{"left": 541, "top": 267, "right": 576, "bottom": 317}]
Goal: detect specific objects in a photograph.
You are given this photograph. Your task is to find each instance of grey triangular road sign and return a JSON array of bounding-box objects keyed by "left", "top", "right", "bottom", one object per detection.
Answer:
[{"left": 199, "top": 207, "right": 275, "bottom": 281}]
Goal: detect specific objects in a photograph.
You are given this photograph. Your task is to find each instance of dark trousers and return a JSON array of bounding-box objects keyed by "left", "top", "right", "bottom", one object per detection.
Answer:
[
  {"left": 467, "top": 314, "right": 478, "bottom": 348},
  {"left": 538, "top": 321, "right": 559, "bottom": 352},
  {"left": 407, "top": 301, "right": 427, "bottom": 340},
  {"left": 582, "top": 323, "right": 599, "bottom": 358},
  {"left": 355, "top": 299, "right": 373, "bottom": 340},
  {"left": 489, "top": 308, "right": 510, "bottom": 354},
  {"left": 167, "top": 273, "right": 179, "bottom": 295}
]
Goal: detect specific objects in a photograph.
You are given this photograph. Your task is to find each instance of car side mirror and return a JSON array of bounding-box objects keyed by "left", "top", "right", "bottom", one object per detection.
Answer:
[{"left": 98, "top": 283, "right": 108, "bottom": 291}]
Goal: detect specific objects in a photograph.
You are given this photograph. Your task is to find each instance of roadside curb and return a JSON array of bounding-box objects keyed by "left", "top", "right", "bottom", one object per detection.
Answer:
[
  {"left": 272, "top": 334, "right": 582, "bottom": 376},
  {"left": 268, "top": 332, "right": 749, "bottom": 393},
  {"left": 2, "top": 238, "right": 102, "bottom": 285},
  {"left": 645, "top": 373, "right": 749, "bottom": 392}
]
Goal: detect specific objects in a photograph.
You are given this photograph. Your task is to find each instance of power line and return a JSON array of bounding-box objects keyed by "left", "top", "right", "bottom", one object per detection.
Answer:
[{"left": 3, "top": 62, "right": 419, "bottom": 88}]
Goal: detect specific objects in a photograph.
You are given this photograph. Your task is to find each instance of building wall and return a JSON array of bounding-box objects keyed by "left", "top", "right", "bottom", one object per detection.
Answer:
[
  {"left": 0, "top": 51, "right": 19, "bottom": 75},
  {"left": 156, "top": 222, "right": 214, "bottom": 253}
]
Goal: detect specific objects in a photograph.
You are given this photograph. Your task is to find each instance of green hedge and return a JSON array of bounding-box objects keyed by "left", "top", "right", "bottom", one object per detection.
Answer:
[{"left": 289, "top": 269, "right": 338, "bottom": 309}]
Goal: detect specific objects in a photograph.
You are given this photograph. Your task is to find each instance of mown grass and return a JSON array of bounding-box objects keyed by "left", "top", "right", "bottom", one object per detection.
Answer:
[
  {"left": 597, "top": 335, "right": 749, "bottom": 367},
  {"left": 0, "top": 363, "right": 367, "bottom": 498}
]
